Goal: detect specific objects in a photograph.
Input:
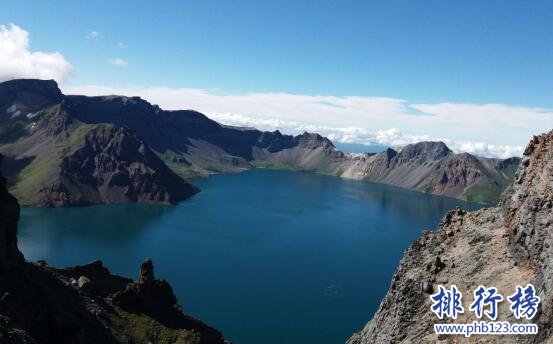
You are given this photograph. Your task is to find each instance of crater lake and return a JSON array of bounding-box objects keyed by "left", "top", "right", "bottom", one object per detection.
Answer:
[{"left": 17, "top": 169, "right": 479, "bottom": 344}]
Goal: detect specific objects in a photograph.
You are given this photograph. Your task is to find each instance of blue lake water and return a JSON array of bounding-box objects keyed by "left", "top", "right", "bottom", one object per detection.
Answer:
[{"left": 17, "top": 169, "right": 478, "bottom": 344}]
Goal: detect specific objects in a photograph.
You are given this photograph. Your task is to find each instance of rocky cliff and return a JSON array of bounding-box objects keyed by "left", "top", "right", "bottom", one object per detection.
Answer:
[
  {"left": 0, "top": 154, "right": 227, "bottom": 343},
  {"left": 347, "top": 129, "right": 553, "bottom": 343},
  {"left": 0, "top": 79, "right": 198, "bottom": 207},
  {"left": 38, "top": 125, "right": 198, "bottom": 207},
  {"left": 0, "top": 79, "right": 519, "bottom": 206}
]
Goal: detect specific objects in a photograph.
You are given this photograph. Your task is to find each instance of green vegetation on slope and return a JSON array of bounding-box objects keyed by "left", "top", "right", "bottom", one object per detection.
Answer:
[
  {"left": 251, "top": 159, "right": 298, "bottom": 171},
  {"left": 108, "top": 306, "right": 201, "bottom": 344},
  {"left": 463, "top": 175, "right": 512, "bottom": 205},
  {"left": 9, "top": 121, "right": 99, "bottom": 205},
  {"left": 159, "top": 150, "right": 203, "bottom": 179}
]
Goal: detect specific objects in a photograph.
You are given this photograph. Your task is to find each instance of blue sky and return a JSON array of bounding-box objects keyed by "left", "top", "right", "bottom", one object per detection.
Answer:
[
  {"left": 4, "top": 0, "right": 553, "bottom": 104},
  {"left": 1, "top": 0, "right": 553, "bottom": 156}
]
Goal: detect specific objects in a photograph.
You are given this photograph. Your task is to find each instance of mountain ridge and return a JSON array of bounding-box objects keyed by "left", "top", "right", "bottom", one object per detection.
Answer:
[{"left": 0, "top": 79, "right": 520, "bottom": 206}]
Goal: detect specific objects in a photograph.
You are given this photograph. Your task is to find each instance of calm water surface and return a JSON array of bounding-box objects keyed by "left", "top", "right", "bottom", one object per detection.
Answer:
[{"left": 18, "top": 169, "right": 478, "bottom": 344}]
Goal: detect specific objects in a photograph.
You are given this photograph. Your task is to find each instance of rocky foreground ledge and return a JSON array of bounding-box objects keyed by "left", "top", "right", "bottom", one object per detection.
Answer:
[
  {"left": 348, "top": 130, "right": 553, "bottom": 344},
  {"left": 0, "top": 154, "right": 226, "bottom": 344}
]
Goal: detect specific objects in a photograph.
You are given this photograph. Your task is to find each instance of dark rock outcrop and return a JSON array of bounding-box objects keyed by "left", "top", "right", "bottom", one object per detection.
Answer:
[
  {"left": 347, "top": 130, "right": 553, "bottom": 343},
  {"left": 0, "top": 155, "right": 24, "bottom": 271},
  {"left": 110, "top": 258, "right": 224, "bottom": 342},
  {"left": 37, "top": 125, "right": 198, "bottom": 207},
  {"left": 0, "top": 79, "right": 62, "bottom": 118},
  {"left": 0, "top": 154, "right": 227, "bottom": 343}
]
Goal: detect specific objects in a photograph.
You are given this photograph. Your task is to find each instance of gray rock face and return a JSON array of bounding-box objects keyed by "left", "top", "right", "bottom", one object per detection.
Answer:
[
  {"left": 257, "top": 139, "right": 519, "bottom": 204},
  {"left": 347, "top": 130, "right": 553, "bottom": 344},
  {"left": 502, "top": 132, "right": 553, "bottom": 341}
]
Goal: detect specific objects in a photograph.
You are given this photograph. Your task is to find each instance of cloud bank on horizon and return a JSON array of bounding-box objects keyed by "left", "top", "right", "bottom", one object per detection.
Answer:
[
  {"left": 1, "top": 24, "right": 551, "bottom": 159},
  {"left": 62, "top": 84, "right": 549, "bottom": 158}
]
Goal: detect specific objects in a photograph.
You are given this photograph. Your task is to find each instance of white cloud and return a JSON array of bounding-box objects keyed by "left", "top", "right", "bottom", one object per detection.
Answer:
[
  {"left": 206, "top": 114, "right": 524, "bottom": 158},
  {"left": 0, "top": 24, "right": 72, "bottom": 83},
  {"left": 86, "top": 31, "right": 99, "bottom": 40},
  {"left": 62, "top": 84, "right": 552, "bottom": 158},
  {"left": 109, "top": 58, "right": 127, "bottom": 67},
  {"left": 369, "top": 128, "right": 524, "bottom": 159},
  {"left": 116, "top": 42, "right": 127, "bottom": 48}
]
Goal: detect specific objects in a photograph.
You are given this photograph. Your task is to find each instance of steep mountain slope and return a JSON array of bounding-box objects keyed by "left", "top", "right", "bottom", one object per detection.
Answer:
[
  {"left": 39, "top": 125, "right": 198, "bottom": 207},
  {"left": 0, "top": 79, "right": 198, "bottom": 207},
  {"left": 256, "top": 140, "right": 519, "bottom": 204},
  {"left": 0, "top": 79, "right": 519, "bottom": 206},
  {"left": 0, "top": 154, "right": 227, "bottom": 343},
  {"left": 347, "top": 130, "right": 553, "bottom": 343}
]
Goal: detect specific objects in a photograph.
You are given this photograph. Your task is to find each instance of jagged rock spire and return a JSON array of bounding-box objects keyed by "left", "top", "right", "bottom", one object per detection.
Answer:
[{"left": 138, "top": 258, "right": 155, "bottom": 285}]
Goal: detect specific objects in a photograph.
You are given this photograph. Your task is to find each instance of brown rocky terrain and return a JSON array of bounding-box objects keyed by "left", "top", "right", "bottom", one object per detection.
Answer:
[
  {"left": 347, "top": 129, "right": 553, "bottom": 343},
  {"left": 0, "top": 154, "right": 226, "bottom": 343}
]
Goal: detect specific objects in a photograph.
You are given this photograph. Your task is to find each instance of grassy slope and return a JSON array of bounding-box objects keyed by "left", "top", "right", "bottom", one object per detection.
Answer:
[
  {"left": 250, "top": 159, "right": 299, "bottom": 171},
  {"left": 108, "top": 306, "right": 201, "bottom": 344},
  {"left": 10, "top": 122, "right": 99, "bottom": 205},
  {"left": 158, "top": 150, "right": 203, "bottom": 179},
  {"left": 463, "top": 164, "right": 516, "bottom": 205},
  {"left": 464, "top": 182, "right": 505, "bottom": 205}
]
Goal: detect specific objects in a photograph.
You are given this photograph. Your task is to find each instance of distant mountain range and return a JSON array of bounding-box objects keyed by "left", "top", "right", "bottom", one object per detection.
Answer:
[{"left": 0, "top": 79, "right": 520, "bottom": 207}]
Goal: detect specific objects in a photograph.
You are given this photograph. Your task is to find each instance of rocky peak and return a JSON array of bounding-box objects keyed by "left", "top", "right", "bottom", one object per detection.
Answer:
[
  {"left": 0, "top": 154, "right": 24, "bottom": 271},
  {"left": 112, "top": 259, "right": 183, "bottom": 328},
  {"left": 64, "top": 94, "right": 158, "bottom": 126},
  {"left": 0, "top": 79, "right": 63, "bottom": 117},
  {"left": 397, "top": 141, "right": 452, "bottom": 161},
  {"left": 138, "top": 258, "right": 155, "bottom": 285},
  {"left": 295, "top": 132, "right": 335, "bottom": 149},
  {"left": 256, "top": 130, "right": 296, "bottom": 152},
  {"left": 42, "top": 125, "right": 199, "bottom": 207}
]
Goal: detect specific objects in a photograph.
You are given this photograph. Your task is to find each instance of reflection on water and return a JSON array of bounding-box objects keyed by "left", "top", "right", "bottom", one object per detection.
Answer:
[{"left": 18, "top": 169, "right": 480, "bottom": 344}]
